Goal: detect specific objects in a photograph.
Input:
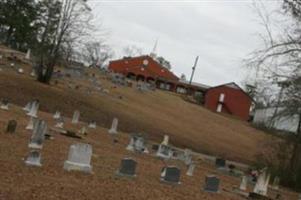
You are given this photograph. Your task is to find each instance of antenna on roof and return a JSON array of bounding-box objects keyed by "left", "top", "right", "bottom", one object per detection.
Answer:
[
  {"left": 189, "top": 56, "right": 199, "bottom": 85},
  {"left": 150, "top": 38, "right": 159, "bottom": 58}
]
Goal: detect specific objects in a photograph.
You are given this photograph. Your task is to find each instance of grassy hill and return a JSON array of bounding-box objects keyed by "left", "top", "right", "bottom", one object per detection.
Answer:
[{"left": 0, "top": 61, "right": 268, "bottom": 164}]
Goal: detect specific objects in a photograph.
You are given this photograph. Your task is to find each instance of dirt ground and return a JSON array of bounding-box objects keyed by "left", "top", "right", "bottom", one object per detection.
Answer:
[
  {"left": 0, "top": 61, "right": 270, "bottom": 164},
  {"left": 0, "top": 106, "right": 298, "bottom": 200}
]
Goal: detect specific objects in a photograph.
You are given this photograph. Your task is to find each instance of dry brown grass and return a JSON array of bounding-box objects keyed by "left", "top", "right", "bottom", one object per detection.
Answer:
[
  {"left": 0, "top": 61, "right": 269, "bottom": 164},
  {"left": 0, "top": 106, "right": 297, "bottom": 200}
]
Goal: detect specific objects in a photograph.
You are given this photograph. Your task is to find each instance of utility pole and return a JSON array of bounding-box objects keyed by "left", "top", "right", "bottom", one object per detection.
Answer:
[{"left": 189, "top": 56, "right": 199, "bottom": 85}]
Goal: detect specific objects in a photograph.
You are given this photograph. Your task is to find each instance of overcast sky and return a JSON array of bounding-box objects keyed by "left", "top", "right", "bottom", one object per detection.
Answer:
[{"left": 88, "top": 0, "right": 281, "bottom": 87}]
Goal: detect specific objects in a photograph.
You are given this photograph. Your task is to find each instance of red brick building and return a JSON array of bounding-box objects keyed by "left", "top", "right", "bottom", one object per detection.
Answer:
[
  {"left": 204, "top": 82, "right": 253, "bottom": 121},
  {"left": 108, "top": 55, "right": 208, "bottom": 94}
]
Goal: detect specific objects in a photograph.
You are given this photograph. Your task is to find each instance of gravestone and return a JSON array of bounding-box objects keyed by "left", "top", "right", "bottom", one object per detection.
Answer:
[
  {"left": 126, "top": 135, "right": 147, "bottom": 153},
  {"left": 71, "top": 110, "right": 80, "bottom": 124},
  {"left": 215, "top": 158, "right": 226, "bottom": 168},
  {"left": 79, "top": 126, "right": 88, "bottom": 135},
  {"left": 108, "top": 118, "right": 118, "bottom": 134},
  {"left": 26, "top": 117, "right": 35, "bottom": 130},
  {"left": 117, "top": 158, "right": 137, "bottom": 177},
  {"left": 88, "top": 121, "right": 96, "bottom": 129},
  {"left": 204, "top": 175, "right": 220, "bottom": 193},
  {"left": 53, "top": 111, "right": 61, "bottom": 119},
  {"left": 186, "top": 162, "right": 196, "bottom": 176},
  {"left": 28, "top": 119, "right": 47, "bottom": 149},
  {"left": 25, "top": 150, "right": 41, "bottom": 167},
  {"left": 55, "top": 118, "right": 64, "bottom": 129},
  {"left": 239, "top": 175, "right": 248, "bottom": 191},
  {"left": 64, "top": 143, "right": 92, "bottom": 173},
  {"left": 253, "top": 170, "right": 270, "bottom": 196},
  {"left": 30, "top": 70, "right": 36, "bottom": 77},
  {"left": 161, "top": 166, "right": 181, "bottom": 184},
  {"left": 27, "top": 100, "right": 39, "bottom": 118},
  {"left": 161, "top": 135, "right": 169, "bottom": 145},
  {"left": 0, "top": 98, "right": 9, "bottom": 110},
  {"left": 156, "top": 144, "right": 173, "bottom": 159},
  {"left": 184, "top": 149, "right": 193, "bottom": 165},
  {"left": 6, "top": 120, "right": 17, "bottom": 134},
  {"left": 272, "top": 176, "right": 280, "bottom": 190},
  {"left": 23, "top": 101, "right": 32, "bottom": 112}
]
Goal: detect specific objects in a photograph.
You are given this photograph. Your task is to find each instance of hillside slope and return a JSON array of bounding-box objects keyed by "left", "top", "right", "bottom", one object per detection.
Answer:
[{"left": 0, "top": 65, "right": 268, "bottom": 164}]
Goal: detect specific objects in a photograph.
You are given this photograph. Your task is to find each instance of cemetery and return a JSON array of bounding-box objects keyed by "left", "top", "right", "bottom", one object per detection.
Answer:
[{"left": 0, "top": 46, "right": 298, "bottom": 199}]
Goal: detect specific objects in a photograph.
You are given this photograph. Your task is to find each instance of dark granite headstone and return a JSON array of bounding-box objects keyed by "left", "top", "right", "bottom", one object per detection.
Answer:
[
  {"left": 162, "top": 167, "right": 181, "bottom": 184},
  {"left": 6, "top": 120, "right": 17, "bottom": 133},
  {"left": 204, "top": 175, "right": 220, "bottom": 192},
  {"left": 118, "top": 158, "right": 137, "bottom": 176},
  {"left": 215, "top": 158, "right": 226, "bottom": 168}
]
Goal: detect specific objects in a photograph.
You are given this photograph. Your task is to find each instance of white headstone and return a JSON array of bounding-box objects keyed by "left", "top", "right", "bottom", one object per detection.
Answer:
[
  {"left": 272, "top": 176, "right": 280, "bottom": 190},
  {"left": 186, "top": 162, "right": 196, "bottom": 176},
  {"left": 88, "top": 121, "right": 96, "bottom": 129},
  {"left": 161, "top": 135, "right": 169, "bottom": 145},
  {"left": 63, "top": 143, "right": 92, "bottom": 173},
  {"left": 23, "top": 102, "right": 32, "bottom": 112},
  {"left": 0, "top": 99, "right": 9, "bottom": 110},
  {"left": 25, "top": 49, "right": 31, "bottom": 60},
  {"left": 126, "top": 138, "right": 135, "bottom": 151},
  {"left": 18, "top": 68, "right": 24, "bottom": 74},
  {"left": 53, "top": 111, "right": 61, "bottom": 119},
  {"left": 30, "top": 70, "right": 36, "bottom": 77},
  {"left": 253, "top": 170, "right": 270, "bottom": 196},
  {"left": 26, "top": 117, "right": 35, "bottom": 130},
  {"left": 108, "top": 118, "right": 118, "bottom": 134},
  {"left": 71, "top": 110, "right": 80, "bottom": 124},
  {"left": 156, "top": 144, "right": 173, "bottom": 159},
  {"left": 25, "top": 150, "right": 42, "bottom": 167},
  {"left": 239, "top": 176, "right": 248, "bottom": 191},
  {"left": 27, "top": 100, "right": 39, "bottom": 118}
]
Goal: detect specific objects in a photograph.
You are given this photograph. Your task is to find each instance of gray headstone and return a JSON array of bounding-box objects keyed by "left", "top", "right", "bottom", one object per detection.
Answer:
[
  {"left": 64, "top": 143, "right": 92, "bottom": 173},
  {"left": 204, "top": 175, "right": 220, "bottom": 193},
  {"left": 6, "top": 120, "right": 17, "bottom": 133},
  {"left": 71, "top": 110, "right": 80, "bottom": 124},
  {"left": 28, "top": 119, "right": 47, "bottom": 149},
  {"left": 156, "top": 144, "right": 173, "bottom": 159},
  {"left": 161, "top": 166, "right": 181, "bottom": 184},
  {"left": 118, "top": 158, "right": 137, "bottom": 177}
]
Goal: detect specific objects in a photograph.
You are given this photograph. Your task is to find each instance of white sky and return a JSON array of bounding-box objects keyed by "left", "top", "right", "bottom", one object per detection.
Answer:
[{"left": 88, "top": 0, "right": 281, "bottom": 86}]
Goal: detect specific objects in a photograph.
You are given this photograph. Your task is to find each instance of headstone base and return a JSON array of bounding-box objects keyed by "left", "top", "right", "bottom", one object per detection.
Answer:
[
  {"left": 28, "top": 143, "right": 43, "bottom": 149},
  {"left": 160, "top": 178, "right": 181, "bottom": 185},
  {"left": 25, "top": 160, "right": 42, "bottom": 167},
  {"left": 115, "top": 170, "right": 137, "bottom": 178},
  {"left": 63, "top": 160, "right": 92, "bottom": 173}
]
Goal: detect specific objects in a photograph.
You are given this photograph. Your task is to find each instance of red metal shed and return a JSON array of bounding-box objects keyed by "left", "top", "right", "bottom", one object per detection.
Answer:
[{"left": 204, "top": 82, "right": 253, "bottom": 121}]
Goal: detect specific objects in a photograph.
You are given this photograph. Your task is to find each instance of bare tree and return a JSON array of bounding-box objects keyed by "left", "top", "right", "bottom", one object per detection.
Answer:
[
  {"left": 36, "top": 0, "right": 93, "bottom": 83},
  {"left": 245, "top": 0, "right": 301, "bottom": 188},
  {"left": 83, "top": 40, "right": 114, "bottom": 68},
  {"left": 122, "top": 45, "right": 143, "bottom": 57}
]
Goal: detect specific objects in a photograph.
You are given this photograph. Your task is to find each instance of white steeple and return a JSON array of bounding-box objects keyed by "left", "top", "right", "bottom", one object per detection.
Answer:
[{"left": 150, "top": 38, "right": 158, "bottom": 58}]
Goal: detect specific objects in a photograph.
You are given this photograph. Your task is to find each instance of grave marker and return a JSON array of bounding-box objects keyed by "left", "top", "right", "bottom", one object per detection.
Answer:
[
  {"left": 0, "top": 98, "right": 9, "bottom": 110},
  {"left": 88, "top": 121, "right": 96, "bottom": 129},
  {"left": 53, "top": 111, "right": 61, "bottom": 119},
  {"left": 64, "top": 143, "right": 92, "bottom": 173},
  {"left": 186, "top": 162, "right": 196, "bottom": 176},
  {"left": 161, "top": 166, "right": 181, "bottom": 184},
  {"left": 28, "top": 119, "right": 47, "bottom": 149},
  {"left": 71, "top": 110, "right": 80, "bottom": 124},
  {"left": 161, "top": 135, "right": 169, "bottom": 145},
  {"left": 25, "top": 150, "right": 41, "bottom": 167},
  {"left": 215, "top": 158, "right": 226, "bottom": 168},
  {"left": 204, "top": 175, "right": 220, "bottom": 193},
  {"left": 239, "top": 176, "right": 248, "bottom": 191},
  {"left": 156, "top": 144, "right": 173, "bottom": 159},
  {"left": 23, "top": 101, "right": 32, "bottom": 112},
  {"left": 27, "top": 100, "right": 39, "bottom": 118},
  {"left": 253, "top": 170, "right": 270, "bottom": 196},
  {"left": 6, "top": 120, "right": 17, "bottom": 134},
  {"left": 117, "top": 158, "right": 137, "bottom": 177},
  {"left": 26, "top": 117, "right": 35, "bottom": 130},
  {"left": 108, "top": 118, "right": 118, "bottom": 134}
]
